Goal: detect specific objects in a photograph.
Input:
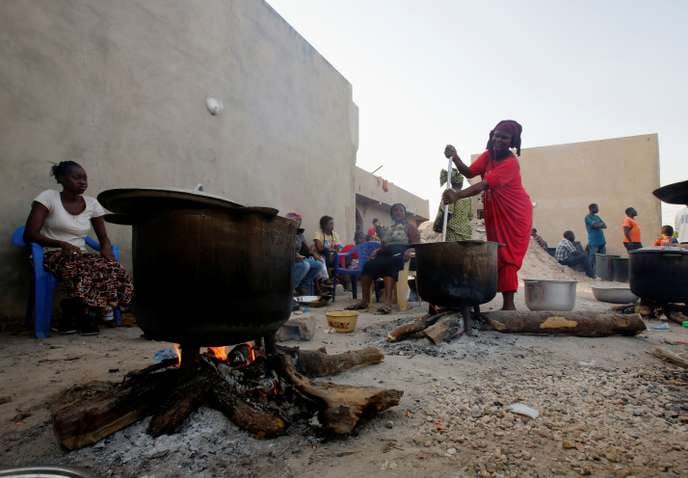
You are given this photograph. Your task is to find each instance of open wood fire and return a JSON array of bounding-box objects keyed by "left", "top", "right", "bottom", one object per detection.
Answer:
[{"left": 50, "top": 341, "right": 402, "bottom": 451}]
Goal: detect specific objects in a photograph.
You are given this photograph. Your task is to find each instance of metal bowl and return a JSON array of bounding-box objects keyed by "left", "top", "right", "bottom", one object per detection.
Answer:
[
  {"left": 591, "top": 287, "right": 638, "bottom": 304},
  {"left": 524, "top": 279, "right": 577, "bottom": 311},
  {"left": 0, "top": 467, "right": 94, "bottom": 478}
]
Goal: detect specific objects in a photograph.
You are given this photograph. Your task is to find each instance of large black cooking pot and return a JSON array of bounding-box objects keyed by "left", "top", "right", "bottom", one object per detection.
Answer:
[
  {"left": 413, "top": 241, "right": 498, "bottom": 307},
  {"left": 98, "top": 188, "right": 296, "bottom": 346},
  {"left": 629, "top": 248, "right": 688, "bottom": 303}
]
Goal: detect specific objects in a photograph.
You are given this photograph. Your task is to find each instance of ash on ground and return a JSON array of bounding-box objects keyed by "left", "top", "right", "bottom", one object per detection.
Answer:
[
  {"left": 364, "top": 316, "right": 526, "bottom": 361},
  {"left": 58, "top": 407, "right": 318, "bottom": 478}
]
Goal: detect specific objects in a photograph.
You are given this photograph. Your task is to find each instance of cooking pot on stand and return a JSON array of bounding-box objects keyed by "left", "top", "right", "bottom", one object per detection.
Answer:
[
  {"left": 413, "top": 241, "right": 498, "bottom": 334},
  {"left": 629, "top": 248, "right": 688, "bottom": 303},
  {"left": 99, "top": 188, "right": 296, "bottom": 349}
]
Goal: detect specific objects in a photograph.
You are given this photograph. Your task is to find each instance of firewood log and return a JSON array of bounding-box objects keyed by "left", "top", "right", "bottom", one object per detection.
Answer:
[
  {"left": 147, "top": 376, "right": 210, "bottom": 437},
  {"left": 296, "top": 347, "right": 384, "bottom": 377},
  {"left": 423, "top": 316, "right": 462, "bottom": 344},
  {"left": 486, "top": 311, "right": 646, "bottom": 337},
  {"left": 51, "top": 370, "right": 180, "bottom": 450},
  {"left": 650, "top": 348, "right": 688, "bottom": 369},
  {"left": 387, "top": 312, "right": 450, "bottom": 342},
  {"left": 278, "top": 355, "right": 402, "bottom": 435}
]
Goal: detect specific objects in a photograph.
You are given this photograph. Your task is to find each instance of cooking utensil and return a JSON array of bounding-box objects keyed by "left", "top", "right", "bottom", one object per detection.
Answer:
[
  {"left": 98, "top": 188, "right": 295, "bottom": 346},
  {"left": 629, "top": 248, "right": 688, "bottom": 303},
  {"left": 524, "top": 279, "right": 577, "bottom": 311},
  {"left": 653, "top": 180, "right": 688, "bottom": 205},
  {"left": 442, "top": 157, "right": 453, "bottom": 242},
  {"left": 414, "top": 241, "right": 498, "bottom": 307},
  {"left": 591, "top": 287, "right": 638, "bottom": 304},
  {"left": 0, "top": 467, "right": 94, "bottom": 478},
  {"left": 295, "top": 296, "right": 320, "bottom": 304},
  {"left": 414, "top": 240, "right": 498, "bottom": 336}
]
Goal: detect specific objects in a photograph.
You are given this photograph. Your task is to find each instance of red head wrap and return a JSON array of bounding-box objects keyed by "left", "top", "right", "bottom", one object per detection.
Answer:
[{"left": 487, "top": 119, "right": 523, "bottom": 156}]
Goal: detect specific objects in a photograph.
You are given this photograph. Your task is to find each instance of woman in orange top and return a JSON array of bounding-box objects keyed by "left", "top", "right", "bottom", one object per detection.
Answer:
[
  {"left": 623, "top": 207, "right": 642, "bottom": 251},
  {"left": 653, "top": 225, "right": 679, "bottom": 247}
]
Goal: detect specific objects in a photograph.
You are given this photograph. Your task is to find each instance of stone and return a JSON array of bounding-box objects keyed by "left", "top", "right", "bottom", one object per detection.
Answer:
[
  {"left": 385, "top": 421, "right": 394, "bottom": 429},
  {"left": 275, "top": 316, "right": 315, "bottom": 341},
  {"left": 562, "top": 440, "right": 576, "bottom": 450}
]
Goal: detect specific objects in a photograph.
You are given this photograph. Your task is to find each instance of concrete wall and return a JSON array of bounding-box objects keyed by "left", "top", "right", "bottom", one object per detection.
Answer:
[
  {"left": 0, "top": 0, "right": 358, "bottom": 319},
  {"left": 516, "top": 134, "right": 661, "bottom": 255},
  {"left": 354, "top": 167, "right": 430, "bottom": 234}
]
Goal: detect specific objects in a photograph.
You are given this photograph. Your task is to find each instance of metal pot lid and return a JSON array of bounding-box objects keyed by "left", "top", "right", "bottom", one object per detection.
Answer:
[
  {"left": 630, "top": 247, "right": 688, "bottom": 255},
  {"left": 653, "top": 180, "right": 688, "bottom": 205},
  {"left": 98, "top": 188, "right": 279, "bottom": 220},
  {"left": 98, "top": 187, "right": 244, "bottom": 214}
]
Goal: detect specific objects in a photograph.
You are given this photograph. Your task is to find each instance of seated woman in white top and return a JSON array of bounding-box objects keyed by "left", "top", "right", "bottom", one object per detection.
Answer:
[{"left": 23, "top": 161, "right": 133, "bottom": 335}]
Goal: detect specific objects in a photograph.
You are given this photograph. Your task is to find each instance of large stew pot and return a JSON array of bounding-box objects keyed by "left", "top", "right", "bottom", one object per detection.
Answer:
[
  {"left": 629, "top": 248, "right": 688, "bottom": 303},
  {"left": 98, "top": 188, "right": 295, "bottom": 346},
  {"left": 413, "top": 241, "right": 498, "bottom": 307}
]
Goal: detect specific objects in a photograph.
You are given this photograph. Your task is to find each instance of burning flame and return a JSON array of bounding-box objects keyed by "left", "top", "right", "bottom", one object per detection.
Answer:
[
  {"left": 173, "top": 343, "right": 181, "bottom": 367},
  {"left": 207, "top": 346, "right": 229, "bottom": 361}
]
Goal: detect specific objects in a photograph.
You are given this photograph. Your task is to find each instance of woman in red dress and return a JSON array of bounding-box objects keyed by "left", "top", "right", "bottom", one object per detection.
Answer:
[{"left": 442, "top": 120, "right": 532, "bottom": 310}]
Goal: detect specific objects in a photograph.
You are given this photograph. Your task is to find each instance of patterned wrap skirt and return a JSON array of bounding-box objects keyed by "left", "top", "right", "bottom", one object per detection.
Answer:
[{"left": 43, "top": 250, "right": 134, "bottom": 309}]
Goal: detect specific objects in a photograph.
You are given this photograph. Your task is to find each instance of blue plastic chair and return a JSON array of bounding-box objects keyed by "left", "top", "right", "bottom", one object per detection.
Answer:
[
  {"left": 11, "top": 226, "right": 122, "bottom": 338},
  {"left": 333, "top": 241, "right": 381, "bottom": 299}
]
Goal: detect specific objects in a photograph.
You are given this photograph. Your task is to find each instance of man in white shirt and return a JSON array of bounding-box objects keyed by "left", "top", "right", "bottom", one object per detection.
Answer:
[{"left": 676, "top": 206, "right": 688, "bottom": 244}]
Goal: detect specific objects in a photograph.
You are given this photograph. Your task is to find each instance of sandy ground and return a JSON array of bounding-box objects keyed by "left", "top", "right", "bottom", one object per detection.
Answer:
[{"left": 1, "top": 285, "right": 687, "bottom": 478}]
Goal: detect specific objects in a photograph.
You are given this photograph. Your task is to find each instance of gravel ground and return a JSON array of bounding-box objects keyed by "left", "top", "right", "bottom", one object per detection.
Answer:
[{"left": 1, "top": 290, "right": 687, "bottom": 477}]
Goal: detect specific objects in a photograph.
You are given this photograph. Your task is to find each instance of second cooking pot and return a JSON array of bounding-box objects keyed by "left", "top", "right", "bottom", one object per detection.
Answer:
[
  {"left": 630, "top": 248, "right": 688, "bottom": 303},
  {"left": 413, "top": 240, "right": 498, "bottom": 307}
]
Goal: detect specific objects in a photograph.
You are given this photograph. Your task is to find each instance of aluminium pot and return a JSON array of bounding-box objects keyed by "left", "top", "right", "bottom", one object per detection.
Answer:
[
  {"left": 413, "top": 240, "right": 498, "bottom": 307},
  {"left": 629, "top": 248, "right": 688, "bottom": 303},
  {"left": 98, "top": 188, "right": 296, "bottom": 346},
  {"left": 524, "top": 279, "right": 577, "bottom": 311}
]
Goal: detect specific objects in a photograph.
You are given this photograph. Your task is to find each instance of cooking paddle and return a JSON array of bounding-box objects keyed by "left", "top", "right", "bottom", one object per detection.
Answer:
[{"left": 442, "top": 156, "right": 453, "bottom": 242}]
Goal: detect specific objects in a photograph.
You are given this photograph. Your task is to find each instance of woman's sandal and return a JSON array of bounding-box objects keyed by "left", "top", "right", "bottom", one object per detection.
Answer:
[{"left": 346, "top": 302, "right": 369, "bottom": 311}]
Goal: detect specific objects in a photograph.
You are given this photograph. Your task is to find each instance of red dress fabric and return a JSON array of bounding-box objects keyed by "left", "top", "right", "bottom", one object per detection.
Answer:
[
  {"left": 468, "top": 151, "right": 533, "bottom": 292},
  {"left": 338, "top": 244, "right": 359, "bottom": 267}
]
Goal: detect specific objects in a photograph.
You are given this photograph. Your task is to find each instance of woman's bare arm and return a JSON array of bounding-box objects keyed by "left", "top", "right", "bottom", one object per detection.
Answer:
[
  {"left": 91, "top": 216, "right": 114, "bottom": 259},
  {"left": 445, "top": 145, "right": 476, "bottom": 178},
  {"left": 23, "top": 202, "right": 79, "bottom": 252},
  {"left": 442, "top": 181, "right": 488, "bottom": 204}
]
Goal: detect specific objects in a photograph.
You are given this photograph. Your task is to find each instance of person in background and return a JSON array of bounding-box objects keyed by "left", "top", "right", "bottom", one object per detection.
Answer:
[
  {"left": 433, "top": 168, "right": 472, "bottom": 241},
  {"left": 442, "top": 120, "right": 533, "bottom": 310},
  {"left": 555, "top": 231, "right": 594, "bottom": 277},
  {"left": 313, "top": 215, "right": 342, "bottom": 288},
  {"left": 676, "top": 204, "right": 688, "bottom": 244},
  {"left": 584, "top": 203, "right": 607, "bottom": 276},
  {"left": 367, "top": 218, "right": 380, "bottom": 241},
  {"left": 23, "top": 161, "right": 134, "bottom": 335},
  {"left": 623, "top": 207, "right": 642, "bottom": 251},
  {"left": 653, "top": 225, "right": 679, "bottom": 247},
  {"left": 347, "top": 203, "right": 419, "bottom": 314},
  {"left": 531, "top": 228, "right": 548, "bottom": 249},
  {"left": 286, "top": 213, "right": 321, "bottom": 296}
]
